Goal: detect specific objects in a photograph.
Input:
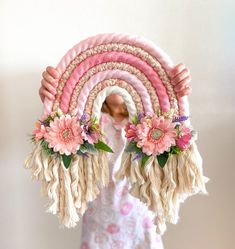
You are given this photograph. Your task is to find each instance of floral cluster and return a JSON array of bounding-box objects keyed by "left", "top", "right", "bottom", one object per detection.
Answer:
[
  {"left": 31, "top": 109, "right": 113, "bottom": 169},
  {"left": 124, "top": 111, "right": 196, "bottom": 167}
]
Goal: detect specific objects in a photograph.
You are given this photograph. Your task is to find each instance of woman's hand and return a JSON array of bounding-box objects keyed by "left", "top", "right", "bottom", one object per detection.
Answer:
[
  {"left": 169, "top": 63, "right": 192, "bottom": 98},
  {"left": 39, "top": 66, "right": 60, "bottom": 102}
]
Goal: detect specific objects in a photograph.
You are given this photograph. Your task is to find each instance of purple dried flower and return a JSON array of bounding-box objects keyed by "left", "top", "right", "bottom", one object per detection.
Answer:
[
  {"left": 77, "top": 150, "right": 89, "bottom": 157},
  {"left": 137, "top": 112, "right": 143, "bottom": 122},
  {"left": 80, "top": 114, "right": 87, "bottom": 124},
  {"left": 38, "top": 119, "right": 48, "bottom": 127},
  {"left": 172, "top": 115, "right": 189, "bottom": 123},
  {"left": 133, "top": 152, "right": 144, "bottom": 161}
]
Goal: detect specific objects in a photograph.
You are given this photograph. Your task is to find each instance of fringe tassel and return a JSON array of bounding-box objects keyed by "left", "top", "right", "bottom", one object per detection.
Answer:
[
  {"left": 115, "top": 141, "right": 209, "bottom": 235},
  {"left": 24, "top": 141, "right": 110, "bottom": 228}
]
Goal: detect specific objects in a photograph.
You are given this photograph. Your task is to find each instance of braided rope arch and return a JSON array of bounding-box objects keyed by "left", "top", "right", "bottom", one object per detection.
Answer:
[{"left": 42, "top": 33, "right": 189, "bottom": 121}]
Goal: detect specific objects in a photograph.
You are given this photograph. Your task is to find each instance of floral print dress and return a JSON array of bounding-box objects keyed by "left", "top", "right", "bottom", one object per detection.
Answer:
[{"left": 79, "top": 112, "right": 164, "bottom": 249}]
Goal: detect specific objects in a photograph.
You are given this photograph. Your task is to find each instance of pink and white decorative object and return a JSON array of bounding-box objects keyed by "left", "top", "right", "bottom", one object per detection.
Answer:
[{"left": 24, "top": 33, "right": 209, "bottom": 235}]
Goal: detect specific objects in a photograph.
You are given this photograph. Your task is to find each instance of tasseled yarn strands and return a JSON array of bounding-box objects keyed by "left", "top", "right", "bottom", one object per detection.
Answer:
[
  {"left": 24, "top": 141, "right": 110, "bottom": 228},
  {"left": 115, "top": 141, "right": 209, "bottom": 235}
]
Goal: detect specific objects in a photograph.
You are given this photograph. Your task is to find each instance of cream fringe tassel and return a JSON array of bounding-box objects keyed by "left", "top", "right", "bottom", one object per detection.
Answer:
[
  {"left": 115, "top": 141, "right": 210, "bottom": 235},
  {"left": 24, "top": 141, "right": 109, "bottom": 228}
]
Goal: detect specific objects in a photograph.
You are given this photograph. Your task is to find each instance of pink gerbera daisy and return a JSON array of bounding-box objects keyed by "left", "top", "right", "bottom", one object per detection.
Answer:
[
  {"left": 44, "top": 115, "right": 83, "bottom": 155},
  {"left": 136, "top": 115, "right": 176, "bottom": 156}
]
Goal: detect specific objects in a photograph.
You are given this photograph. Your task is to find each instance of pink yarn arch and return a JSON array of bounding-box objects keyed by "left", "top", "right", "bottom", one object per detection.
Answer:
[{"left": 42, "top": 33, "right": 189, "bottom": 120}]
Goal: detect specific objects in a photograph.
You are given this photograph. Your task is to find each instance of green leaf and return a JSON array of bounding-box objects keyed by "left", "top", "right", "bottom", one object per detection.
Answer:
[
  {"left": 43, "top": 115, "right": 53, "bottom": 126},
  {"left": 40, "top": 140, "right": 54, "bottom": 155},
  {"left": 125, "top": 141, "right": 142, "bottom": 154},
  {"left": 141, "top": 154, "right": 150, "bottom": 167},
  {"left": 77, "top": 150, "right": 88, "bottom": 157},
  {"left": 131, "top": 114, "right": 138, "bottom": 125},
  {"left": 94, "top": 140, "right": 113, "bottom": 153},
  {"left": 79, "top": 144, "right": 88, "bottom": 154},
  {"left": 91, "top": 124, "right": 100, "bottom": 131},
  {"left": 170, "top": 146, "right": 181, "bottom": 155},
  {"left": 83, "top": 141, "right": 97, "bottom": 153},
  {"left": 157, "top": 152, "right": 169, "bottom": 168},
  {"left": 125, "top": 141, "right": 138, "bottom": 152},
  {"left": 61, "top": 154, "right": 72, "bottom": 169},
  {"left": 92, "top": 116, "right": 98, "bottom": 124},
  {"left": 77, "top": 150, "right": 83, "bottom": 156}
]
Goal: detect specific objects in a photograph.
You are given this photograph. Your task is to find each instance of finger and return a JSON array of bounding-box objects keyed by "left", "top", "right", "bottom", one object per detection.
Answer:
[
  {"left": 177, "top": 86, "right": 192, "bottom": 98},
  {"left": 46, "top": 66, "right": 60, "bottom": 79},
  {"left": 41, "top": 79, "right": 57, "bottom": 95},
  {"left": 41, "top": 88, "right": 55, "bottom": 101},
  {"left": 169, "top": 63, "right": 186, "bottom": 79},
  {"left": 39, "top": 87, "right": 45, "bottom": 102},
  {"left": 171, "top": 68, "right": 190, "bottom": 86},
  {"left": 42, "top": 71, "right": 58, "bottom": 86},
  {"left": 177, "top": 89, "right": 191, "bottom": 98},
  {"left": 174, "top": 75, "right": 191, "bottom": 92}
]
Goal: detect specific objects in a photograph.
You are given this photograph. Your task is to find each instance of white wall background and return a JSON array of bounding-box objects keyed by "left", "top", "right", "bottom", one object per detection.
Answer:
[{"left": 1, "top": 0, "right": 235, "bottom": 248}]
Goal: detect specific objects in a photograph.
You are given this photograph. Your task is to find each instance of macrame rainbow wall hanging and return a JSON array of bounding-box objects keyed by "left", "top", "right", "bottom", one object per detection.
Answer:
[{"left": 24, "top": 33, "right": 209, "bottom": 235}]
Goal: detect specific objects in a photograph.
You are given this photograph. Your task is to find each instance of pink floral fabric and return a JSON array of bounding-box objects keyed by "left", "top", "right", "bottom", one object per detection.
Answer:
[{"left": 79, "top": 112, "right": 164, "bottom": 249}]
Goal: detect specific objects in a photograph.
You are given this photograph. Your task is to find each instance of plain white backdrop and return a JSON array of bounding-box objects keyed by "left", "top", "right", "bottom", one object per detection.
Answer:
[{"left": 1, "top": 0, "right": 235, "bottom": 248}]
